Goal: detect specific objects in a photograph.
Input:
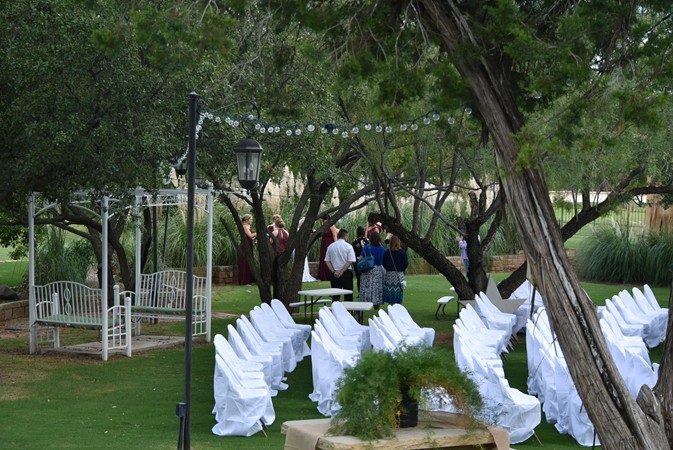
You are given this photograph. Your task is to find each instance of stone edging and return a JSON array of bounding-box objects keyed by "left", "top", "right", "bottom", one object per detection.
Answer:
[{"left": 0, "top": 300, "right": 28, "bottom": 325}]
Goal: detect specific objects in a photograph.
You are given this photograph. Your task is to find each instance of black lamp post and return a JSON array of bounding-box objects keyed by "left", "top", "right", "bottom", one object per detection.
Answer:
[{"left": 177, "top": 92, "right": 263, "bottom": 450}]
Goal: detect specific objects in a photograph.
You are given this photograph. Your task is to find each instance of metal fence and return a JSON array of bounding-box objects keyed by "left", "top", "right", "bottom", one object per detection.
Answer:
[{"left": 554, "top": 204, "right": 647, "bottom": 235}]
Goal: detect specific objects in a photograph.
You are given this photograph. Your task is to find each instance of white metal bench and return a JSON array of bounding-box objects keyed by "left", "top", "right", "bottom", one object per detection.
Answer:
[
  {"left": 30, "top": 282, "right": 132, "bottom": 361},
  {"left": 121, "top": 270, "right": 211, "bottom": 340}
]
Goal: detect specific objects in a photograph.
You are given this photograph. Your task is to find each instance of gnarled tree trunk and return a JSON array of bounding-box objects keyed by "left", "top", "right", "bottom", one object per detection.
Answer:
[{"left": 419, "top": 1, "right": 670, "bottom": 447}]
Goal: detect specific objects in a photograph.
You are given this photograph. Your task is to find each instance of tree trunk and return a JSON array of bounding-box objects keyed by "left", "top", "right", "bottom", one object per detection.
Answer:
[
  {"left": 653, "top": 285, "right": 673, "bottom": 442},
  {"left": 419, "top": 1, "right": 669, "bottom": 447}
]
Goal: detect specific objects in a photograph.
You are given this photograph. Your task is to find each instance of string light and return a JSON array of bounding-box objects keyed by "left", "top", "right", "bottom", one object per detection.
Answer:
[{"left": 193, "top": 107, "right": 476, "bottom": 141}]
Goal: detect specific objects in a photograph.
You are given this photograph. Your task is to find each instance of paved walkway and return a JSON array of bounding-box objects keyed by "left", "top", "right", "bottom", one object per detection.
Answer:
[{"left": 1, "top": 312, "right": 242, "bottom": 358}]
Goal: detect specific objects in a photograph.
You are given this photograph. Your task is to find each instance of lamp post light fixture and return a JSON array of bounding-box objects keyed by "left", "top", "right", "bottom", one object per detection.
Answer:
[
  {"left": 235, "top": 137, "right": 264, "bottom": 190},
  {"left": 177, "top": 92, "right": 262, "bottom": 450}
]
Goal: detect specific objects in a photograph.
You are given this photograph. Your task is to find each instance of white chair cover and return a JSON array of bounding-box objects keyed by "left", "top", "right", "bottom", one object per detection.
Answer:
[
  {"left": 260, "top": 302, "right": 310, "bottom": 359},
  {"left": 643, "top": 285, "right": 669, "bottom": 314},
  {"left": 605, "top": 336, "right": 658, "bottom": 399},
  {"left": 479, "top": 365, "right": 541, "bottom": 444},
  {"left": 270, "top": 299, "right": 312, "bottom": 343},
  {"left": 317, "top": 307, "right": 364, "bottom": 353},
  {"left": 213, "top": 334, "right": 273, "bottom": 395},
  {"left": 632, "top": 287, "right": 668, "bottom": 322},
  {"left": 453, "top": 324, "right": 504, "bottom": 380},
  {"left": 388, "top": 304, "right": 435, "bottom": 347},
  {"left": 459, "top": 305, "right": 509, "bottom": 354},
  {"left": 619, "top": 290, "right": 666, "bottom": 347},
  {"left": 309, "top": 331, "right": 341, "bottom": 416},
  {"left": 330, "top": 301, "right": 371, "bottom": 351},
  {"left": 475, "top": 293, "right": 516, "bottom": 335},
  {"left": 600, "top": 314, "right": 650, "bottom": 364},
  {"left": 604, "top": 299, "right": 643, "bottom": 339},
  {"left": 227, "top": 324, "right": 286, "bottom": 391},
  {"left": 526, "top": 310, "right": 599, "bottom": 446},
  {"left": 236, "top": 316, "right": 297, "bottom": 372},
  {"left": 211, "top": 354, "right": 275, "bottom": 437},
  {"left": 612, "top": 295, "right": 657, "bottom": 347},
  {"left": 213, "top": 342, "right": 273, "bottom": 410},
  {"left": 376, "top": 310, "right": 425, "bottom": 347},
  {"left": 368, "top": 317, "right": 396, "bottom": 352},
  {"left": 237, "top": 315, "right": 296, "bottom": 373},
  {"left": 251, "top": 306, "right": 304, "bottom": 363}
]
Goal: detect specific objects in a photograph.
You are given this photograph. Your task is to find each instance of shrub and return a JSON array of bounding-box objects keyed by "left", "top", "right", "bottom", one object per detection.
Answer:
[
  {"left": 329, "top": 345, "right": 483, "bottom": 441},
  {"left": 577, "top": 228, "right": 673, "bottom": 285}
]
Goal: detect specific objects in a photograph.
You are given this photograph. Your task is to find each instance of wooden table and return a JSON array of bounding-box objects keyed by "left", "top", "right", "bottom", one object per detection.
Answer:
[
  {"left": 296, "top": 288, "right": 353, "bottom": 324},
  {"left": 281, "top": 411, "right": 509, "bottom": 450},
  {"left": 339, "top": 301, "right": 373, "bottom": 324}
]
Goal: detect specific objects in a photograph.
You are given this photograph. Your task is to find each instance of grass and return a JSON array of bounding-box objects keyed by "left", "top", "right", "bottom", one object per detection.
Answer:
[
  {"left": 0, "top": 260, "right": 28, "bottom": 288},
  {"left": 0, "top": 274, "right": 669, "bottom": 449}
]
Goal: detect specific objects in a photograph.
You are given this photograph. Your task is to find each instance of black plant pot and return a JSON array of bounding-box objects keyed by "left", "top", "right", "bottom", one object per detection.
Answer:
[{"left": 398, "top": 384, "right": 419, "bottom": 428}]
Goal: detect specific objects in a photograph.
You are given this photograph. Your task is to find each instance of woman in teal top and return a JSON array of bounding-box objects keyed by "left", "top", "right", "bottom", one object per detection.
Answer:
[{"left": 383, "top": 235, "right": 409, "bottom": 304}]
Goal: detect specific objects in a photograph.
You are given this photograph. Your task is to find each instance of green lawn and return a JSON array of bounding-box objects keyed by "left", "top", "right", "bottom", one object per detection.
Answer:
[
  {"left": 0, "top": 260, "right": 28, "bottom": 288},
  {"left": 0, "top": 275, "right": 668, "bottom": 449}
]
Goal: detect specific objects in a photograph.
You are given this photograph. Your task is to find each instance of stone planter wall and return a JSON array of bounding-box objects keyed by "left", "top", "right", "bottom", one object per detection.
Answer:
[
  {"left": 0, "top": 300, "right": 28, "bottom": 325},
  {"left": 212, "top": 265, "right": 237, "bottom": 284}
]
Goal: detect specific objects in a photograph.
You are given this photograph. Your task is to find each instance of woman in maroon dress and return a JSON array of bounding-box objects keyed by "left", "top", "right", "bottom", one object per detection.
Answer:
[
  {"left": 317, "top": 214, "right": 338, "bottom": 281},
  {"left": 238, "top": 214, "right": 257, "bottom": 285},
  {"left": 365, "top": 212, "right": 383, "bottom": 241}
]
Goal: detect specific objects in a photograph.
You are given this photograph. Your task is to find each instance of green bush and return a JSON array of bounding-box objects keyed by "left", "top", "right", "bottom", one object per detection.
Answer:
[
  {"left": 329, "top": 345, "right": 483, "bottom": 441},
  {"left": 577, "top": 229, "right": 673, "bottom": 285}
]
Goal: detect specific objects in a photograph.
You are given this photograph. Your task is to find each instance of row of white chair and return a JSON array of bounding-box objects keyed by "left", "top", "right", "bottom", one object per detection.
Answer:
[
  {"left": 212, "top": 336, "right": 275, "bottom": 436},
  {"left": 601, "top": 285, "right": 667, "bottom": 348},
  {"left": 510, "top": 279, "right": 546, "bottom": 332},
  {"left": 599, "top": 311, "right": 659, "bottom": 399},
  {"left": 212, "top": 299, "right": 311, "bottom": 436},
  {"left": 473, "top": 292, "right": 517, "bottom": 337},
  {"left": 454, "top": 303, "right": 540, "bottom": 444},
  {"left": 527, "top": 309, "right": 598, "bottom": 446},
  {"left": 310, "top": 302, "right": 370, "bottom": 416}
]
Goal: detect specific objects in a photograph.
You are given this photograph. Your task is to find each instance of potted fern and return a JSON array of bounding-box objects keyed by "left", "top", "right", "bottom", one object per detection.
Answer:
[{"left": 328, "top": 345, "right": 483, "bottom": 441}]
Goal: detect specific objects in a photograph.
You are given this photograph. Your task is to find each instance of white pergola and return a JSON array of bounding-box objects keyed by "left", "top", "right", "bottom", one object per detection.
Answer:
[{"left": 28, "top": 185, "right": 214, "bottom": 354}]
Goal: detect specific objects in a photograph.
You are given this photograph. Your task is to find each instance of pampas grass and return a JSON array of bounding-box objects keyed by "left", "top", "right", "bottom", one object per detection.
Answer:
[{"left": 577, "top": 229, "right": 673, "bottom": 285}]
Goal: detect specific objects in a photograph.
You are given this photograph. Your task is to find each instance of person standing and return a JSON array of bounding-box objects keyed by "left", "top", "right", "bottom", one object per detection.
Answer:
[
  {"left": 271, "top": 217, "right": 289, "bottom": 253},
  {"left": 324, "top": 229, "right": 356, "bottom": 301},
  {"left": 270, "top": 217, "right": 289, "bottom": 298},
  {"left": 267, "top": 214, "right": 281, "bottom": 234},
  {"left": 358, "top": 231, "right": 386, "bottom": 309},
  {"left": 383, "top": 235, "right": 409, "bottom": 304},
  {"left": 298, "top": 217, "right": 318, "bottom": 282},
  {"left": 458, "top": 236, "right": 469, "bottom": 274},
  {"left": 365, "top": 213, "right": 382, "bottom": 241},
  {"left": 317, "top": 214, "right": 338, "bottom": 281},
  {"left": 238, "top": 214, "right": 256, "bottom": 285},
  {"left": 351, "top": 226, "right": 368, "bottom": 295}
]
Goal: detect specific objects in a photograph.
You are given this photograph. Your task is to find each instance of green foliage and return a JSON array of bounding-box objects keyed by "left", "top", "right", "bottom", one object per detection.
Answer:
[
  {"left": 329, "top": 345, "right": 483, "bottom": 441},
  {"left": 35, "top": 227, "right": 95, "bottom": 284},
  {"left": 577, "top": 228, "right": 673, "bottom": 285},
  {"left": 157, "top": 204, "right": 238, "bottom": 269}
]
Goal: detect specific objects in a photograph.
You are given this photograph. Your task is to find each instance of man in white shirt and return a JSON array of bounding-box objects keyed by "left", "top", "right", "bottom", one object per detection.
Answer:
[{"left": 324, "top": 229, "right": 356, "bottom": 301}]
